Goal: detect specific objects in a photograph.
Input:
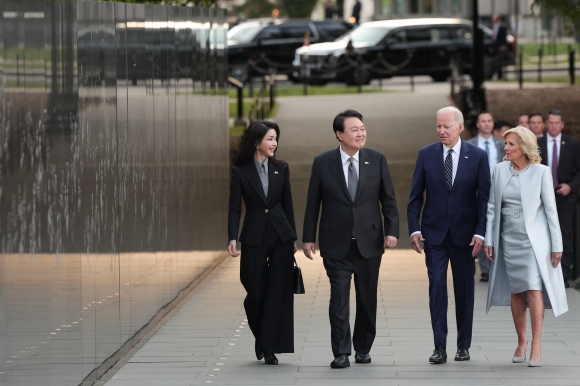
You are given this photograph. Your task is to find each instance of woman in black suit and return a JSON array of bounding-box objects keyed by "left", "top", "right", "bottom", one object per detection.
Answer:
[{"left": 228, "top": 121, "right": 297, "bottom": 365}]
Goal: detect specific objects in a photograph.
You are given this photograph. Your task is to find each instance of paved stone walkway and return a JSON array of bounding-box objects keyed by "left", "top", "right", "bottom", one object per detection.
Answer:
[{"left": 104, "top": 250, "right": 580, "bottom": 386}]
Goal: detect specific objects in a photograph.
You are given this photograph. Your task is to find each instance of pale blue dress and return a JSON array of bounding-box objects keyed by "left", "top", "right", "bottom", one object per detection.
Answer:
[{"left": 500, "top": 169, "right": 543, "bottom": 294}]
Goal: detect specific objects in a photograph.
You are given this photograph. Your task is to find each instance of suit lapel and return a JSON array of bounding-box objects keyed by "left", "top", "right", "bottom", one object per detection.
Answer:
[
  {"left": 353, "top": 148, "right": 368, "bottom": 203},
  {"left": 240, "top": 160, "right": 268, "bottom": 205},
  {"left": 267, "top": 160, "right": 281, "bottom": 204},
  {"left": 539, "top": 136, "right": 548, "bottom": 167},
  {"left": 434, "top": 143, "right": 448, "bottom": 189},
  {"left": 559, "top": 135, "right": 567, "bottom": 173},
  {"left": 329, "top": 147, "right": 353, "bottom": 202},
  {"left": 451, "top": 141, "right": 471, "bottom": 192}
]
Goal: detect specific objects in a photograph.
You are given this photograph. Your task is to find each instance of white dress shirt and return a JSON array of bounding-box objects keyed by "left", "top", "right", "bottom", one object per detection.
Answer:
[
  {"left": 442, "top": 138, "right": 462, "bottom": 185},
  {"left": 412, "top": 139, "right": 483, "bottom": 241},
  {"left": 340, "top": 145, "right": 359, "bottom": 187},
  {"left": 476, "top": 135, "right": 498, "bottom": 175},
  {"left": 546, "top": 133, "right": 562, "bottom": 169}
]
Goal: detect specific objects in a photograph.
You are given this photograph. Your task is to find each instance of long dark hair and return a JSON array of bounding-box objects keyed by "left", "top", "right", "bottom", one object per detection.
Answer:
[{"left": 234, "top": 120, "right": 284, "bottom": 166}]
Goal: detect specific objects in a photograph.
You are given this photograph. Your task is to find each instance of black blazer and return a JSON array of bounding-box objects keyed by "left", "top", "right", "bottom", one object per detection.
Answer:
[
  {"left": 302, "top": 147, "right": 399, "bottom": 260},
  {"left": 538, "top": 134, "right": 580, "bottom": 194},
  {"left": 228, "top": 159, "right": 297, "bottom": 247}
]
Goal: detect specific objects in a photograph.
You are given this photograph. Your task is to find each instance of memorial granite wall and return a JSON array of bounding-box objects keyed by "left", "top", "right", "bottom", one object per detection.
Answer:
[{"left": 0, "top": 1, "right": 229, "bottom": 384}]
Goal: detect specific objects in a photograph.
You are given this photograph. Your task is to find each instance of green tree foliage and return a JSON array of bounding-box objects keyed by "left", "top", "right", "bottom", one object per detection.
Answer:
[
  {"left": 278, "top": 0, "right": 319, "bottom": 18},
  {"left": 532, "top": 0, "right": 580, "bottom": 31}
]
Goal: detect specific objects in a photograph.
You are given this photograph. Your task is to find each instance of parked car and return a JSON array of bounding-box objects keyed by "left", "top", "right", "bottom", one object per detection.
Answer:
[
  {"left": 293, "top": 18, "right": 516, "bottom": 85},
  {"left": 228, "top": 19, "right": 354, "bottom": 83}
]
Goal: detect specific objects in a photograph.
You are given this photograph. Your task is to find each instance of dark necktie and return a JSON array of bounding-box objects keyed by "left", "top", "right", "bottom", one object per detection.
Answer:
[
  {"left": 445, "top": 149, "right": 453, "bottom": 190},
  {"left": 552, "top": 139, "right": 559, "bottom": 189},
  {"left": 348, "top": 157, "right": 358, "bottom": 201},
  {"left": 484, "top": 140, "right": 490, "bottom": 158}
]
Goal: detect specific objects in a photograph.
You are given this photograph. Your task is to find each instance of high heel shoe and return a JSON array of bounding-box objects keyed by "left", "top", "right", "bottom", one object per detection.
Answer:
[
  {"left": 528, "top": 352, "right": 541, "bottom": 367},
  {"left": 512, "top": 340, "right": 527, "bottom": 363}
]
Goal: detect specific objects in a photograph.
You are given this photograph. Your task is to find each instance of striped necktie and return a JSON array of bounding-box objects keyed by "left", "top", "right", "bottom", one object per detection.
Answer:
[{"left": 445, "top": 149, "right": 454, "bottom": 190}]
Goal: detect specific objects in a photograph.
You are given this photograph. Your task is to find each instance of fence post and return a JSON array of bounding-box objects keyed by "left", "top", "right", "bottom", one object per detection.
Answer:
[
  {"left": 357, "top": 55, "right": 362, "bottom": 94},
  {"left": 16, "top": 54, "right": 20, "bottom": 87},
  {"left": 518, "top": 48, "right": 523, "bottom": 89},
  {"left": 569, "top": 44, "right": 575, "bottom": 86},
  {"left": 537, "top": 47, "right": 542, "bottom": 83},
  {"left": 237, "top": 86, "right": 243, "bottom": 121}
]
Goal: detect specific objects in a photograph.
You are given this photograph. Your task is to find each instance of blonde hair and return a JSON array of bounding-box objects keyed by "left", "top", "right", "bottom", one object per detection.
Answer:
[{"left": 502, "top": 126, "right": 542, "bottom": 164}]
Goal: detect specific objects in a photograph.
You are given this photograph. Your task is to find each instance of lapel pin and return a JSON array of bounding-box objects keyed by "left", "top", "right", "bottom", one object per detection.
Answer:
[
  {"left": 562, "top": 141, "right": 566, "bottom": 145},
  {"left": 274, "top": 171, "right": 279, "bottom": 174},
  {"left": 465, "top": 156, "right": 469, "bottom": 158},
  {"left": 365, "top": 161, "right": 369, "bottom": 164}
]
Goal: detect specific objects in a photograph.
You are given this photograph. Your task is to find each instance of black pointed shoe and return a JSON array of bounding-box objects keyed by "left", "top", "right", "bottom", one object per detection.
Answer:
[
  {"left": 264, "top": 352, "right": 278, "bottom": 365},
  {"left": 330, "top": 354, "right": 350, "bottom": 368},
  {"left": 429, "top": 347, "right": 447, "bottom": 364},
  {"left": 255, "top": 340, "right": 263, "bottom": 360},
  {"left": 354, "top": 352, "right": 371, "bottom": 363},
  {"left": 455, "top": 348, "right": 470, "bottom": 361}
]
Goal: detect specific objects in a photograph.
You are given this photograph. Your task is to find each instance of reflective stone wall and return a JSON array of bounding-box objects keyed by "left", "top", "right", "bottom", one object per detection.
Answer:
[{"left": 0, "top": 1, "right": 229, "bottom": 385}]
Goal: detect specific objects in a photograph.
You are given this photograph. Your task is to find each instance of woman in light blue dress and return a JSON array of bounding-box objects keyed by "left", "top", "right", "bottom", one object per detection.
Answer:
[{"left": 484, "top": 126, "right": 568, "bottom": 367}]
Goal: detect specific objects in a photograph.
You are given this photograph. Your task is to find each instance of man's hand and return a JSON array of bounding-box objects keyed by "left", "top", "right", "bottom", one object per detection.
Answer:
[
  {"left": 303, "top": 242, "right": 316, "bottom": 260},
  {"left": 384, "top": 236, "right": 397, "bottom": 249},
  {"left": 228, "top": 241, "right": 240, "bottom": 257},
  {"left": 484, "top": 246, "right": 494, "bottom": 263},
  {"left": 469, "top": 237, "right": 484, "bottom": 257},
  {"left": 293, "top": 242, "right": 298, "bottom": 254},
  {"left": 551, "top": 252, "right": 562, "bottom": 268},
  {"left": 556, "top": 183, "right": 572, "bottom": 196},
  {"left": 410, "top": 233, "right": 424, "bottom": 254}
]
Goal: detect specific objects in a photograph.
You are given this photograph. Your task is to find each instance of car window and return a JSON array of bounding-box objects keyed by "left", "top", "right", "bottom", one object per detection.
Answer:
[
  {"left": 337, "top": 25, "right": 390, "bottom": 47},
  {"left": 316, "top": 23, "right": 351, "bottom": 40},
  {"left": 281, "top": 24, "right": 312, "bottom": 39},
  {"left": 392, "top": 29, "right": 407, "bottom": 43},
  {"left": 445, "top": 26, "right": 472, "bottom": 40},
  {"left": 227, "top": 23, "right": 264, "bottom": 44},
  {"left": 259, "top": 26, "right": 283, "bottom": 40},
  {"left": 405, "top": 28, "right": 431, "bottom": 43}
]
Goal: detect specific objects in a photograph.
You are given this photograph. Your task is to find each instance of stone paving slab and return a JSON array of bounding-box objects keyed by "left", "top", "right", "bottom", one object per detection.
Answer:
[{"left": 104, "top": 250, "right": 580, "bottom": 386}]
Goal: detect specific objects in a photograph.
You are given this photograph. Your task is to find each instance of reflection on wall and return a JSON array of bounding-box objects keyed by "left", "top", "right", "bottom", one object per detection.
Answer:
[{"left": 0, "top": 1, "right": 229, "bottom": 385}]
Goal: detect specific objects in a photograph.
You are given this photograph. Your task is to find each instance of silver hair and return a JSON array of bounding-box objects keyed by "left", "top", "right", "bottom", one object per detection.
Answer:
[{"left": 436, "top": 106, "right": 464, "bottom": 131}]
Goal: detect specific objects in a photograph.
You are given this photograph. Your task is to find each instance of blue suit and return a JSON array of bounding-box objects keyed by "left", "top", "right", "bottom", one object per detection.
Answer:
[{"left": 407, "top": 140, "right": 490, "bottom": 349}]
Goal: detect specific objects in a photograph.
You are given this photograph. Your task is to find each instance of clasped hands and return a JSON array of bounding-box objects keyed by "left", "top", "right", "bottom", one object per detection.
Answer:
[
  {"left": 484, "top": 246, "right": 562, "bottom": 268},
  {"left": 411, "top": 233, "right": 484, "bottom": 257},
  {"left": 302, "top": 236, "right": 397, "bottom": 260}
]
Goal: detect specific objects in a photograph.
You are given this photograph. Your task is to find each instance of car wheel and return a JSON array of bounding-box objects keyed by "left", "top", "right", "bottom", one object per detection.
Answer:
[{"left": 229, "top": 60, "right": 249, "bottom": 84}]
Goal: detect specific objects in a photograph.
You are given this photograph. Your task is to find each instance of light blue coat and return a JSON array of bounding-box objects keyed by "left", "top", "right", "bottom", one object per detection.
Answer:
[{"left": 484, "top": 162, "right": 568, "bottom": 316}]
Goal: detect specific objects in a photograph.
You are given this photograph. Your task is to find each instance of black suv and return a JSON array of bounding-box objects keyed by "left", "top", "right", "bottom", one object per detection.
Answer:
[
  {"left": 293, "top": 18, "right": 515, "bottom": 84},
  {"left": 228, "top": 19, "right": 353, "bottom": 83}
]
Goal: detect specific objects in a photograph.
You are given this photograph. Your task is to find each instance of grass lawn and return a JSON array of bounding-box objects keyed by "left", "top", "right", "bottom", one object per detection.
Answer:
[
  {"left": 488, "top": 75, "right": 575, "bottom": 84},
  {"left": 227, "top": 84, "right": 386, "bottom": 99},
  {"left": 519, "top": 42, "right": 580, "bottom": 65}
]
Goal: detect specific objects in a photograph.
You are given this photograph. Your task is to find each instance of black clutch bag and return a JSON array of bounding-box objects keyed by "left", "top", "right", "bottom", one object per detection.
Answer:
[{"left": 293, "top": 257, "right": 305, "bottom": 294}]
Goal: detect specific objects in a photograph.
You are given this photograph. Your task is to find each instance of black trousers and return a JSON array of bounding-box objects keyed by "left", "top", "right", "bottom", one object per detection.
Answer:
[
  {"left": 556, "top": 193, "right": 576, "bottom": 281},
  {"left": 240, "top": 222, "right": 294, "bottom": 354},
  {"left": 323, "top": 241, "right": 382, "bottom": 357}
]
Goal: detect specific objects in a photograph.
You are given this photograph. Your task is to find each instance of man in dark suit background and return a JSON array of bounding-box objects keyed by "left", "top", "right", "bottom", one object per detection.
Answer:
[
  {"left": 490, "top": 14, "right": 508, "bottom": 79},
  {"left": 302, "top": 109, "right": 399, "bottom": 368},
  {"left": 538, "top": 109, "right": 580, "bottom": 287},
  {"left": 466, "top": 111, "right": 506, "bottom": 282},
  {"left": 408, "top": 106, "right": 490, "bottom": 364},
  {"left": 351, "top": 0, "right": 361, "bottom": 25}
]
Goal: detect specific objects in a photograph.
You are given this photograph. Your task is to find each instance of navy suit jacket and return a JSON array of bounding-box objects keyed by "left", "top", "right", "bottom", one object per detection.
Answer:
[{"left": 407, "top": 140, "right": 491, "bottom": 247}]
